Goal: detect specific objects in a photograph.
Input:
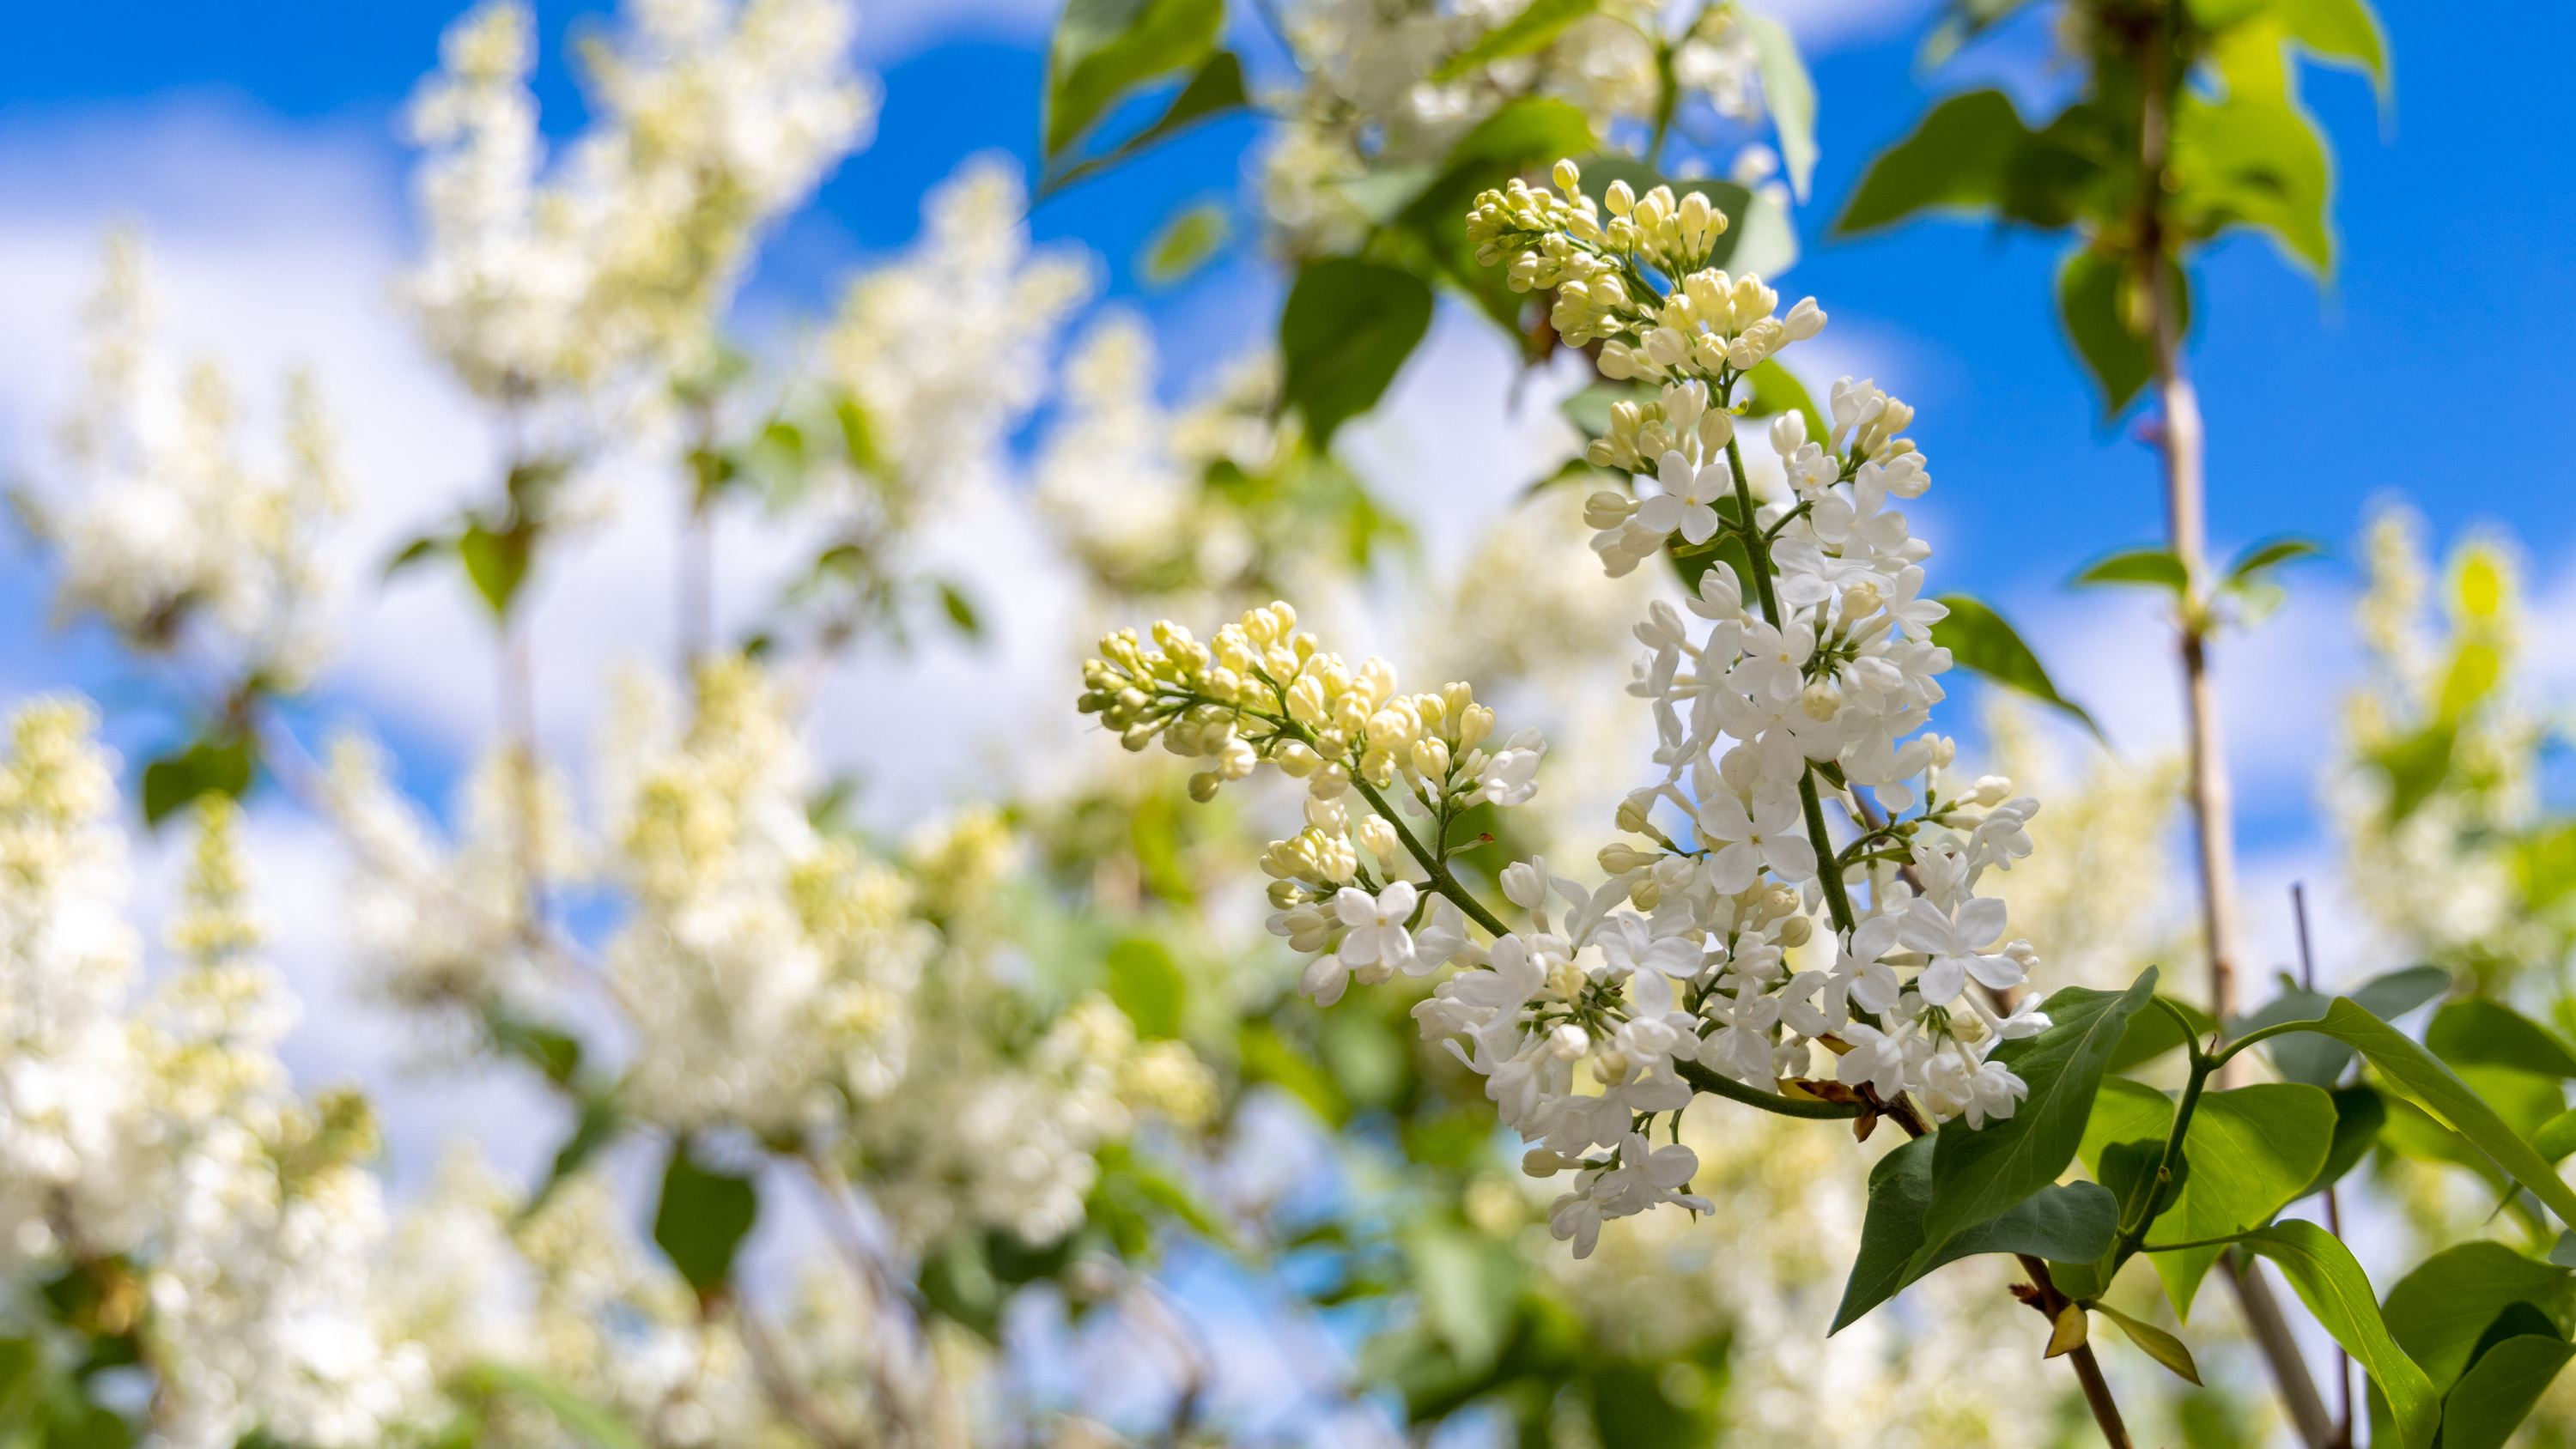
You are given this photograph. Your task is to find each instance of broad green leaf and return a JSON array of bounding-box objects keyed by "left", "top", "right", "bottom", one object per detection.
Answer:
[
  {"left": 1044, "top": 0, "right": 1224, "bottom": 161},
  {"left": 459, "top": 523, "right": 531, "bottom": 618},
  {"left": 2537, "top": 1108, "right": 2576, "bottom": 1164},
  {"left": 1106, "top": 937, "right": 1186, "bottom": 1039},
  {"left": 2089, "top": 1298, "right": 2202, "bottom": 1384},
  {"left": 2057, "top": 248, "right": 2189, "bottom": 415},
  {"left": 1406, "top": 1223, "right": 1526, "bottom": 1371},
  {"left": 2518, "top": 823, "right": 2576, "bottom": 914},
  {"left": 2439, "top": 1333, "right": 2576, "bottom": 1449},
  {"left": 2142, "top": 1083, "right": 2336, "bottom": 1321},
  {"left": 461, "top": 1362, "right": 647, "bottom": 1449},
  {"left": 1917, "top": 969, "right": 2158, "bottom": 1258},
  {"left": 2382, "top": 1241, "right": 2573, "bottom": 1390},
  {"left": 1911, "top": 1180, "right": 2117, "bottom": 1279},
  {"left": 653, "top": 1144, "right": 759, "bottom": 1294},
  {"left": 2107, "top": 995, "right": 2215, "bottom": 1073},
  {"left": 1740, "top": 359, "right": 1827, "bottom": 455},
  {"left": 2171, "top": 83, "right": 2334, "bottom": 273},
  {"left": 1737, "top": 6, "right": 1817, "bottom": 201},
  {"left": 2234, "top": 963, "right": 2446, "bottom": 1086},
  {"left": 525, "top": 1090, "right": 623, "bottom": 1217},
  {"left": 1139, "top": 198, "right": 1232, "bottom": 284},
  {"left": 2310, "top": 998, "right": 2576, "bottom": 1227},
  {"left": 141, "top": 736, "right": 257, "bottom": 827},
  {"left": 1045, "top": 50, "right": 1248, "bottom": 192},
  {"left": 2070, "top": 545, "right": 2190, "bottom": 594},
  {"left": 2428, "top": 1000, "right": 2576, "bottom": 1080},
  {"left": 1833, "top": 1137, "right": 1936, "bottom": 1332},
  {"left": 1835, "top": 89, "right": 2028, "bottom": 234},
  {"left": 2300, "top": 1084, "right": 2386, "bottom": 1197},
  {"left": 1929, "top": 594, "right": 2105, "bottom": 741},
  {"left": 2239, "top": 1221, "right": 2439, "bottom": 1449},
  {"left": 2080, "top": 1075, "right": 2178, "bottom": 1174},
  {"left": 1431, "top": 0, "right": 1595, "bottom": 82},
  {"left": 2374, "top": 722, "right": 2456, "bottom": 822},
  {"left": 1279, "top": 258, "right": 1435, "bottom": 448},
  {"left": 835, "top": 397, "right": 887, "bottom": 476}
]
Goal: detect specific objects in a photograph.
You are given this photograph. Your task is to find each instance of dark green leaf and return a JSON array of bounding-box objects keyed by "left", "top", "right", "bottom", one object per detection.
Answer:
[
  {"left": 2108, "top": 995, "right": 2215, "bottom": 1073},
  {"left": 919, "top": 1231, "right": 1003, "bottom": 1337},
  {"left": 459, "top": 524, "right": 531, "bottom": 618},
  {"left": 2382, "top": 1241, "right": 2573, "bottom": 1391},
  {"left": 1835, "top": 89, "right": 2029, "bottom": 235},
  {"left": 2238, "top": 1221, "right": 2439, "bottom": 1449},
  {"left": 1106, "top": 937, "right": 1186, "bottom": 1039},
  {"left": 524, "top": 1091, "right": 624, "bottom": 1217},
  {"left": 2354, "top": 964, "right": 2453, "bottom": 1021},
  {"left": 1917, "top": 968, "right": 2158, "bottom": 1258},
  {"left": 2235, "top": 964, "right": 2446, "bottom": 1086},
  {"left": 2300, "top": 1084, "right": 2385, "bottom": 1197},
  {"left": 1139, "top": 198, "right": 1231, "bottom": 284},
  {"left": 1836, "top": 1135, "right": 2117, "bottom": 1333},
  {"left": 1279, "top": 258, "right": 1435, "bottom": 448},
  {"left": 2057, "top": 249, "right": 2190, "bottom": 415},
  {"left": 490, "top": 1016, "right": 583, "bottom": 1086},
  {"left": 2070, "top": 545, "right": 2190, "bottom": 593},
  {"left": 652, "top": 1144, "right": 759, "bottom": 1294},
  {"left": 1043, "top": 0, "right": 1223, "bottom": 161},
  {"left": 141, "top": 736, "right": 257, "bottom": 827},
  {"left": 2427, "top": 1000, "right": 2576, "bottom": 1080},
  {"left": 1045, "top": 50, "right": 1248, "bottom": 193},
  {"left": 2439, "top": 1333, "right": 2576, "bottom": 1449},
  {"left": 2143, "top": 1084, "right": 2336, "bottom": 1320},
  {"left": 1929, "top": 593, "right": 2104, "bottom": 741},
  {"left": 1431, "top": 0, "right": 1595, "bottom": 82},
  {"left": 1832, "top": 1135, "right": 1935, "bottom": 1332},
  {"left": 1914, "top": 1180, "right": 2117, "bottom": 1277},
  {"left": 1736, "top": 5, "right": 1817, "bottom": 201}
]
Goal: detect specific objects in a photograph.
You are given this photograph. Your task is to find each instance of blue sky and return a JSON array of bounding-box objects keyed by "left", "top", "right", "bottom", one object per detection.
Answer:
[{"left": 0, "top": 0, "right": 2567, "bottom": 1002}]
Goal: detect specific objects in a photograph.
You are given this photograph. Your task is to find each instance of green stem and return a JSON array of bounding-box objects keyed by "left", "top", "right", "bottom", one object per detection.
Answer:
[
  {"left": 2118, "top": 1043, "right": 2212, "bottom": 1252},
  {"left": 2141, "top": 1233, "right": 2255, "bottom": 1254},
  {"left": 1349, "top": 772, "right": 1513, "bottom": 939},
  {"left": 1675, "top": 1059, "right": 1863, "bottom": 1119},
  {"left": 2211, "top": 1016, "right": 2327, "bottom": 1069},
  {"left": 1801, "top": 770, "right": 1857, "bottom": 935}
]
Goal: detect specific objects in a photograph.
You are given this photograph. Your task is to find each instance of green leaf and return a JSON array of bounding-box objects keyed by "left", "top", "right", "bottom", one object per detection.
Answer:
[
  {"left": 2224, "top": 534, "right": 2325, "bottom": 586},
  {"left": 2439, "top": 1333, "right": 2576, "bottom": 1449},
  {"left": 2172, "top": 82, "right": 2334, "bottom": 273},
  {"left": 2300, "top": 1084, "right": 2386, "bottom": 1197},
  {"left": 2080, "top": 1076, "right": 2179, "bottom": 1172},
  {"left": 1045, "top": 49, "right": 1248, "bottom": 193},
  {"left": 460, "top": 1362, "right": 647, "bottom": 1449},
  {"left": 526, "top": 1091, "right": 624, "bottom": 1217},
  {"left": 1917, "top": 968, "right": 2158, "bottom": 1259},
  {"left": 2428, "top": 1000, "right": 2576, "bottom": 1080},
  {"left": 1279, "top": 258, "right": 1435, "bottom": 449},
  {"left": 1106, "top": 937, "right": 1186, "bottom": 1039},
  {"left": 1736, "top": 6, "right": 1817, "bottom": 202},
  {"left": 383, "top": 533, "right": 451, "bottom": 579},
  {"left": 1831, "top": 1133, "right": 2118, "bottom": 1331},
  {"left": 2108, "top": 996, "right": 2215, "bottom": 1073},
  {"left": 2536, "top": 1108, "right": 2576, "bottom": 1164},
  {"left": 2071, "top": 545, "right": 2190, "bottom": 594},
  {"left": 2143, "top": 1083, "right": 2336, "bottom": 1320},
  {"left": 2089, "top": 1299, "right": 2203, "bottom": 1385},
  {"left": 459, "top": 523, "right": 532, "bottom": 618},
  {"left": 652, "top": 1144, "right": 759, "bottom": 1294},
  {"left": 935, "top": 579, "right": 982, "bottom": 639},
  {"left": 2239, "top": 1221, "right": 2440, "bottom": 1449},
  {"left": 2374, "top": 723, "right": 2457, "bottom": 823},
  {"left": 1043, "top": 0, "right": 1224, "bottom": 161},
  {"left": 1238, "top": 1021, "right": 1349, "bottom": 1125},
  {"left": 2308, "top": 998, "right": 2576, "bottom": 1227},
  {"left": 1929, "top": 593, "right": 2105, "bottom": 742},
  {"left": 140, "top": 736, "right": 257, "bottom": 827},
  {"left": 1139, "top": 198, "right": 1231, "bottom": 284},
  {"left": 1406, "top": 1224, "right": 1527, "bottom": 1371},
  {"left": 1835, "top": 89, "right": 2029, "bottom": 235},
  {"left": 835, "top": 397, "right": 887, "bottom": 476},
  {"left": 2057, "top": 248, "right": 2190, "bottom": 415},
  {"left": 1739, "top": 359, "right": 1827, "bottom": 456},
  {"left": 2382, "top": 1241, "right": 2574, "bottom": 1391},
  {"left": 1431, "top": 0, "right": 1595, "bottom": 82},
  {"left": 2234, "top": 964, "right": 2447, "bottom": 1086}
]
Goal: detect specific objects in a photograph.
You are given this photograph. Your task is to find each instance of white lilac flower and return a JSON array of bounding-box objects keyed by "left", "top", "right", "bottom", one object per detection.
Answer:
[
  {"left": 1333, "top": 881, "right": 1419, "bottom": 988},
  {"left": 1898, "top": 895, "right": 2020, "bottom": 1006}
]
